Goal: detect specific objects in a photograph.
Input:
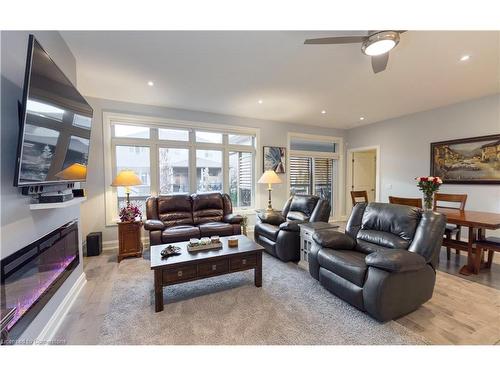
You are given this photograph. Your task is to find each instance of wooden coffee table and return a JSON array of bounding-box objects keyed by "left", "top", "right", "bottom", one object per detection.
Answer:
[{"left": 150, "top": 235, "right": 264, "bottom": 312}]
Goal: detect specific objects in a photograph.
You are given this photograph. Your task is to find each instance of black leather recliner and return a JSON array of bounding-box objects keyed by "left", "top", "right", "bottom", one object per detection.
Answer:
[
  {"left": 309, "top": 202, "right": 446, "bottom": 321},
  {"left": 254, "top": 195, "right": 331, "bottom": 262}
]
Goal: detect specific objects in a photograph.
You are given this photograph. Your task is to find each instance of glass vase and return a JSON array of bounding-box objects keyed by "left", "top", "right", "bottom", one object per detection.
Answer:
[{"left": 423, "top": 192, "right": 433, "bottom": 210}]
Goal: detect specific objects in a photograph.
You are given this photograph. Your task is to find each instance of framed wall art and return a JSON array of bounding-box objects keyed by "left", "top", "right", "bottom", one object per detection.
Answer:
[
  {"left": 263, "top": 146, "right": 286, "bottom": 174},
  {"left": 430, "top": 134, "right": 500, "bottom": 184}
]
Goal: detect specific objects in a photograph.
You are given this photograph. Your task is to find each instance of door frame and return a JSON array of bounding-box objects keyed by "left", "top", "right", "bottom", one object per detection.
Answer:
[{"left": 346, "top": 145, "right": 380, "bottom": 214}]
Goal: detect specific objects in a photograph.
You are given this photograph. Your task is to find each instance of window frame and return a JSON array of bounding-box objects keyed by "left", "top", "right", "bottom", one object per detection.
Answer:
[{"left": 104, "top": 112, "right": 259, "bottom": 226}]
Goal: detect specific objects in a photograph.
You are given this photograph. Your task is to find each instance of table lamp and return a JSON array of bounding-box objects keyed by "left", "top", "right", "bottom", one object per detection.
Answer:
[
  {"left": 258, "top": 170, "right": 282, "bottom": 211},
  {"left": 111, "top": 170, "right": 143, "bottom": 204}
]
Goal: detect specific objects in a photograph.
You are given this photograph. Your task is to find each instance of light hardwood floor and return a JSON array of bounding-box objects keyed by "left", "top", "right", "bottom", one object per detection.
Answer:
[{"left": 55, "top": 236, "right": 500, "bottom": 345}]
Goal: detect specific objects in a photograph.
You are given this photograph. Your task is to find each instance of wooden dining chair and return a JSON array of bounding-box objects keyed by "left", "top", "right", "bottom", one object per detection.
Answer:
[
  {"left": 433, "top": 193, "right": 468, "bottom": 260},
  {"left": 388, "top": 196, "right": 422, "bottom": 208},
  {"left": 350, "top": 190, "right": 369, "bottom": 206},
  {"left": 476, "top": 236, "right": 500, "bottom": 269}
]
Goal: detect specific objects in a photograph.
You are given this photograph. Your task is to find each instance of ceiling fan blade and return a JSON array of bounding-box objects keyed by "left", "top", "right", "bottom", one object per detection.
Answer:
[
  {"left": 304, "top": 36, "right": 367, "bottom": 45},
  {"left": 371, "top": 53, "right": 389, "bottom": 73}
]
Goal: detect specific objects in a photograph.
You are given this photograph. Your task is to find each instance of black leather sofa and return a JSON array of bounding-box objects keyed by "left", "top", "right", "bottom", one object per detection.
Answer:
[
  {"left": 144, "top": 192, "right": 243, "bottom": 245},
  {"left": 309, "top": 202, "right": 446, "bottom": 321},
  {"left": 254, "top": 194, "right": 331, "bottom": 262}
]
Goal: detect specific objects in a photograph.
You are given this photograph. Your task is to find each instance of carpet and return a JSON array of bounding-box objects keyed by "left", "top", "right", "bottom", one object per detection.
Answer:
[{"left": 99, "top": 251, "right": 428, "bottom": 344}]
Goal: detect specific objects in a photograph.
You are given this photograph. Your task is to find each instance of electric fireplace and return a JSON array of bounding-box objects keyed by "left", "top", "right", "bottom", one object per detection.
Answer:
[{"left": 0, "top": 220, "right": 80, "bottom": 340}]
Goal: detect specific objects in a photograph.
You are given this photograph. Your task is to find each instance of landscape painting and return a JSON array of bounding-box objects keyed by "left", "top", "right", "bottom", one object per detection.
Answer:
[
  {"left": 263, "top": 146, "right": 286, "bottom": 174},
  {"left": 431, "top": 134, "right": 500, "bottom": 184}
]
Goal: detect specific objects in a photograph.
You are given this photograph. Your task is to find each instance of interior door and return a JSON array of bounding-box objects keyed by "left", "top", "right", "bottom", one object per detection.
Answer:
[{"left": 352, "top": 150, "right": 376, "bottom": 202}]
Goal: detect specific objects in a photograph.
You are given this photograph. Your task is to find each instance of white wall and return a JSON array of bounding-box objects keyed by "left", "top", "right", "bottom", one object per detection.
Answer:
[
  {"left": 81, "top": 97, "right": 346, "bottom": 243},
  {"left": 1, "top": 31, "right": 84, "bottom": 341},
  {"left": 346, "top": 94, "right": 500, "bottom": 225}
]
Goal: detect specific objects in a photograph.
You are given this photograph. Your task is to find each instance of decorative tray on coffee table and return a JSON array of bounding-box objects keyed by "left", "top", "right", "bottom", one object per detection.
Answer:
[{"left": 187, "top": 237, "right": 223, "bottom": 252}]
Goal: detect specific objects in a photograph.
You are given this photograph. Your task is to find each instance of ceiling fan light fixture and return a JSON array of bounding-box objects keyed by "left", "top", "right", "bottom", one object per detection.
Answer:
[{"left": 362, "top": 31, "right": 400, "bottom": 56}]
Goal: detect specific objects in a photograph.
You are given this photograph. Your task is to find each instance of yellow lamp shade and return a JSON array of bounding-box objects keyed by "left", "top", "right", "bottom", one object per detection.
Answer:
[
  {"left": 111, "top": 170, "right": 143, "bottom": 187},
  {"left": 55, "top": 163, "right": 87, "bottom": 180},
  {"left": 258, "top": 170, "right": 282, "bottom": 185}
]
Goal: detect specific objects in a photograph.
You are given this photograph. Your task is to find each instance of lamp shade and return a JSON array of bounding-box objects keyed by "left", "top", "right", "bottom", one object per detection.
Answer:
[
  {"left": 111, "top": 170, "right": 143, "bottom": 187},
  {"left": 258, "top": 170, "right": 282, "bottom": 184},
  {"left": 55, "top": 163, "right": 87, "bottom": 180}
]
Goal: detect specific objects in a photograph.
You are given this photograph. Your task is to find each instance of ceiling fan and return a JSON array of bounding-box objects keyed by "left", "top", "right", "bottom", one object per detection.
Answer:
[{"left": 304, "top": 30, "right": 406, "bottom": 73}]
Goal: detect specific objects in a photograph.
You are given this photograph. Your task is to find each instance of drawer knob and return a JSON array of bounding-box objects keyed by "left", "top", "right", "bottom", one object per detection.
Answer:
[
  {"left": 177, "top": 270, "right": 183, "bottom": 277},
  {"left": 242, "top": 259, "right": 247, "bottom": 265},
  {"left": 212, "top": 264, "right": 217, "bottom": 271}
]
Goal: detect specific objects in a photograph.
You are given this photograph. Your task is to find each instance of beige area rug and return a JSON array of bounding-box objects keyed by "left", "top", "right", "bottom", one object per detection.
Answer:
[{"left": 99, "top": 251, "right": 428, "bottom": 344}]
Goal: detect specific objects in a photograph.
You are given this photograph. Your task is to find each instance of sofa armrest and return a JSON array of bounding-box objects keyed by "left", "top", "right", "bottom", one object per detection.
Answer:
[
  {"left": 365, "top": 249, "right": 426, "bottom": 273},
  {"left": 144, "top": 219, "right": 165, "bottom": 231},
  {"left": 312, "top": 230, "right": 356, "bottom": 250},
  {"left": 278, "top": 220, "right": 306, "bottom": 232},
  {"left": 257, "top": 211, "right": 286, "bottom": 225},
  {"left": 224, "top": 214, "right": 243, "bottom": 224}
]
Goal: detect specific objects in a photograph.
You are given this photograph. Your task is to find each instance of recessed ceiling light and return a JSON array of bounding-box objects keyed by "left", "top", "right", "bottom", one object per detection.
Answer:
[
  {"left": 460, "top": 55, "right": 470, "bottom": 62},
  {"left": 147, "top": 81, "right": 154, "bottom": 86},
  {"left": 359, "top": 116, "right": 365, "bottom": 121},
  {"left": 321, "top": 110, "right": 327, "bottom": 114},
  {"left": 257, "top": 99, "right": 263, "bottom": 104}
]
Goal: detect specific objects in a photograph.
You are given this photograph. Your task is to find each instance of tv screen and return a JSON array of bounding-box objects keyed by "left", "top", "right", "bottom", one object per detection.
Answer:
[{"left": 14, "top": 35, "right": 93, "bottom": 187}]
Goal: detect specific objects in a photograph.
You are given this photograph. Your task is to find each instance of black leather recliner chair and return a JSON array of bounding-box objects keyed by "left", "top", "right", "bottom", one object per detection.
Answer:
[
  {"left": 309, "top": 202, "right": 446, "bottom": 321},
  {"left": 254, "top": 194, "right": 331, "bottom": 262}
]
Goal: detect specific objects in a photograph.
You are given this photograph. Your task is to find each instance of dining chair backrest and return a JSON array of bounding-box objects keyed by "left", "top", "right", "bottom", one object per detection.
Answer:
[
  {"left": 351, "top": 190, "right": 369, "bottom": 206},
  {"left": 388, "top": 196, "right": 423, "bottom": 208},
  {"left": 433, "top": 193, "right": 467, "bottom": 211}
]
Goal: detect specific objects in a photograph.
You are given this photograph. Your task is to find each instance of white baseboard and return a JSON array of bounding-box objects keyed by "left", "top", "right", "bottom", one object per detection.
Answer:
[
  {"left": 102, "top": 236, "right": 150, "bottom": 252},
  {"left": 36, "top": 272, "right": 87, "bottom": 344}
]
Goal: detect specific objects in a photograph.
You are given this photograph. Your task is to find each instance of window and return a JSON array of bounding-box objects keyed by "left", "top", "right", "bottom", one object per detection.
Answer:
[
  {"left": 196, "top": 131, "right": 222, "bottom": 144},
  {"left": 105, "top": 114, "right": 257, "bottom": 224},
  {"left": 114, "top": 124, "right": 150, "bottom": 139},
  {"left": 290, "top": 157, "right": 312, "bottom": 195},
  {"left": 115, "top": 145, "right": 151, "bottom": 213},
  {"left": 159, "top": 148, "right": 189, "bottom": 194},
  {"left": 196, "top": 150, "right": 223, "bottom": 192},
  {"left": 229, "top": 151, "right": 253, "bottom": 207},
  {"left": 314, "top": 158, "right": 334, "bottom": 207},
  {"left": 158, "top": 128, "right": 189, "bottom": 141}
]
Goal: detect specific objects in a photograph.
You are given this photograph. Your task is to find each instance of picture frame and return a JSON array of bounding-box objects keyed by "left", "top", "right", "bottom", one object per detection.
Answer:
[
  {"left": 430, "top": 134, "right": 500, "bottom": 184},
  {"left": 263, "top": 146, "right": 286, "bottom": 174}
]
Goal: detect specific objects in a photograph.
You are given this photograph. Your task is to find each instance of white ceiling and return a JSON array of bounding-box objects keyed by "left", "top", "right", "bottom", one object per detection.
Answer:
[{"left": 61, "top": 31, "right": 500, "bottom": 129}]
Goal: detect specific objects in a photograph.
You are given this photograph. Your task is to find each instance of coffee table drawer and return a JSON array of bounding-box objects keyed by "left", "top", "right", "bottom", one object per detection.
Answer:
[
  {"left": 198, "top": 259, "right": 229, "bottom": 277},
  {"left": 230, "top": 254, "right": 257, "bottom": 271},
  {"left": 163, "top": 265, "right": 197, "bottom": 283}
]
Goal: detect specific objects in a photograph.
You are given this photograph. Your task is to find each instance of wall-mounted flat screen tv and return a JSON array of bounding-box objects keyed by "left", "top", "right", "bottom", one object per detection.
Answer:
[{"left": 14, "top": 35, "right": 93, "bottom": 187}]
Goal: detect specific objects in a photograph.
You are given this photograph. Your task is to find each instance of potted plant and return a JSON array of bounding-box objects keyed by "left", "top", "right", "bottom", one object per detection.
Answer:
[
  {"left": 415, "top": 176, "right": 443, "bottom": 210},
  {"left": 119, "top": 203, "right": 143, "bottom": 222},
  {"left": 241, "top": 215, "right": 248, "bottom": 236}
]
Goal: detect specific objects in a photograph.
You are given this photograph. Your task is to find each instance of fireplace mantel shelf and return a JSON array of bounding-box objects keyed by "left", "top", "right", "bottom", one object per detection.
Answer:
[{"left": 29, "top": 197, "right": 87, "bottom": 210}]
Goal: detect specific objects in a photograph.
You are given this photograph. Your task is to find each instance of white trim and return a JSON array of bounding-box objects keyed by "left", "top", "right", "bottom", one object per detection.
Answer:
[
  {"left": 346, "top": 145, "right": 381, "bottom": 214},
  {"left": 286, "top": 132, "right": 345, "bottom": 221},
  {"left": 36, "top": 272, "right": 87, "bottom": 344},
  {"left": 102, "top": 236, "right": 150, "bottom": 252}
]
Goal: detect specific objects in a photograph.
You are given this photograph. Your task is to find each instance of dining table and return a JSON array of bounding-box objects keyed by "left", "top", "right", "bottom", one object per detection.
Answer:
[{"left": 436, "top": 208, "right": 500, "bottom": 275}]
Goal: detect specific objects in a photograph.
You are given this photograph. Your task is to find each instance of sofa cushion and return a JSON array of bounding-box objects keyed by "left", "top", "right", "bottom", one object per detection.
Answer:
[
  {"left": 192, "top": 193, "right": 224, "bottom": 224},
  {"left": 254, "top": 223, "right": 280, "bottom": 241},
  {"left": 198, "top": 222, "right": 234, "bottom": 237},
  {"left": 161, "top": 225, "right": 200, "bottom": 243},
  {"left": 317, "top": 249, "right": 367, "bottom": 287},
  {"left": 357, "top": 229, "right": 410, "bottom": 249},
  {"left": 286, "top": 195, "right": 319, "bottom": 221},
  {"left": 157, "top": 194, "right": 193, "bottom": 227}
]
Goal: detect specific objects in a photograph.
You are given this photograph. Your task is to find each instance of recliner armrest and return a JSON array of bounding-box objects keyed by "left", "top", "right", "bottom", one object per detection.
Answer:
[
  {"left": 144, "top": 219, "right": 165, "bottom": 231},
  {"left": 224, "top": 214, "right": 243, "bottom": 224},
  {"left": 365, "top": 249, "right": 426, "bottom": 273},
  {"left": 312, "top": 230, "right": 356, "bottom": 250},
  {"left": 279, "top": 220, "right": 306, "bottom": 232}
]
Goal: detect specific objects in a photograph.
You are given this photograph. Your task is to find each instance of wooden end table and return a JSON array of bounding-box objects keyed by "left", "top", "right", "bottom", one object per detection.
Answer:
[
  {"left": 150, "top": 235, "right": 264, "bottom": 312},
  {"left": 117, "top": 221, "right": 143, "bottom": 262}
]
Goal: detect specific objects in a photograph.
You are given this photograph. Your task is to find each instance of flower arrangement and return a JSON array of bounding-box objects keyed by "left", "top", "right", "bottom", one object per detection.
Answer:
[
  {"left": 415, "top": 176, "right": 443, "bottom": 210},
  {"left": 119, "top": 203, "right": 143, "bottom": 222}
]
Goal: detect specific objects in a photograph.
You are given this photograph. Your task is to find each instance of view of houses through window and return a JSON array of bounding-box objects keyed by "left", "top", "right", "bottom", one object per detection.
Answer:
[{"left": 111, "top": 122, "right": 255, "bottom": 214}]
